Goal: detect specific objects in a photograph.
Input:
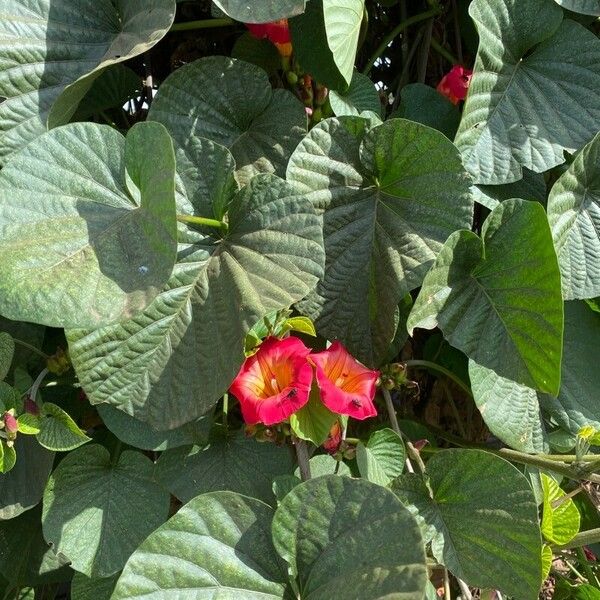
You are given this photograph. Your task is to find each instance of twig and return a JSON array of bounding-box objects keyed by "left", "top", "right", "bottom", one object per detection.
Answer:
[
  {"left": 170, "top": 18, "right": 234, "bottom": 32},
  {"left": 451, "top": 0, "right": 464, "bottom": 64},
  {"left": 294, "top": 438, "right": 312, "bottom": 481},
  {"left": 444, "top": 570, "right": 451, "bottom": 600},
  {"left": 417, "top": 18, "right": 433, "bottom": 83},
  {"left": 431, "top": 38, "right": 459, "bottom": 65},
  {"left": 555, "top": 528, "right": 600, "bottom": 551},
  {"left": 27, "top": 368, "right": 49, "bottom": 404},
  {"left": 391, "top": 29, "right": 424, "bottom": 111},
  {"left": 11, "top": 338, "right": 49, "bottom": 360}
]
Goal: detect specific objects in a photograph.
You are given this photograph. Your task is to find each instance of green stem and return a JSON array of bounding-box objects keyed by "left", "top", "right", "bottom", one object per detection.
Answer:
[
  {"left": 576, "top": 546, "right": 600, "bottom": 588},
  {"left": 556, "top": 528, "right": 600, "bottom": 551},
  {"left": 404, "top": 359, "right": 473, "bottom": 398},
  {"left": 177, "top": 214, "right": 228, "bottom": 233},
  {"left": 430, "top": 38, "right": 459, "bottom": 65},
  {"left": 12, "top": 338, "right": 49, "bottom": 360},
  {"left": 222, "top": 393, "right": 229, "bottom": 430},
  {"left": 170, "top": 18, "right": 234, "bottom": 32},
  {"left": 362, "top": 6, "right": 443, "bottom": 75}
]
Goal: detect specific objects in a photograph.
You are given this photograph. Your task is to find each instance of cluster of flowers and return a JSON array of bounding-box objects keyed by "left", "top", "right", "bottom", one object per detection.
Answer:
[{"left": 230, "top": 337, "right": 379, "bottom": 426}]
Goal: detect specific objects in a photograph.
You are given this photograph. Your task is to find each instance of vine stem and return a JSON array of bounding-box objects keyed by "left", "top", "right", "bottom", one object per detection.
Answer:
[
  {"left": 404, "top": 359, "right": 473, "bottom": 398},
  {"left": 294, "top": 438, "right": 312, "bottom": 481},
  {"left": 555, "top": 527, "right": 600, "bottom": 551},
  {"left": 362, "top": 6, "right": 443, "bottom": 75},
  {"left": 170, "top": 18, "right": 234, "bottom": 32},
  {"left": 177, "top": 214, "right": 228, "bottom": 233},
  {"left": 28, "top": 368, "right": 49, "bottom": 403},
  {"left": 382, "top": 388, "right": 426, "bottom": 474},
  {"left": 12, "top": 338, "right": 49, "bottom": 360},
  {"left": 430, "top": 38, "right": 459, "bottom": 65}
]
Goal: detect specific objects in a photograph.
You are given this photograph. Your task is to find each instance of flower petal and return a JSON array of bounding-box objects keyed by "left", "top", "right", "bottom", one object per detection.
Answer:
[
  {"left": 310, "top": 341, "right": 379, "bottom": 420},
  {"left": 230, "top": 336, "right": 312, "bottom": 426}
]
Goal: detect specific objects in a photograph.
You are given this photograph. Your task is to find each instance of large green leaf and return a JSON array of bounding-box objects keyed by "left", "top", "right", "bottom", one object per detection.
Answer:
[
  {"left": 392, "top": 449, "right": 542, "bottom": 598},
  {"left": 112, "top": 492, "right": 289, "bottom": 599},
  {"left": 156, "top": 429, "right": 294, "bottom": 505},
  {"left": 455, "top": 0, "right": 600, "bottom": 184},
  {"left": 548, "top": 131, "right": 600, "bottom": 300},
  {"left": 0, "top": 436, "right": 54, "bottom": 520},
  {"left": 323, "top": 0, "right": 365, "bottom": 86},
  {"left": 541, "top": 474, "right": 580, "bottom": 545},
  {"left": 0, "top": 0, "right": 175, "bottom": 162},
  {"left": 408, "top": 198, "right": 563, "bottom": 394},
  {"left": 42, "top": 445, "right": 170, "bottom": 577},
  {"left": 71, "top": 573, "right": 119, "bottom": 600},
  {"left": 0, "top": 122, "right": 178, "bottom": 329},
  {"left": 97, "top": 404, "right": 211, "bottom": 451},
  {"left": 469, "top": 360, "right": 549, "bottom": 453},
  {"left": 329, "top": 70, "right": 381, "bottom": 117},
  {"left": 0, "top": 506, "right": 70, "bottom": 588},
  {"left": 472, "top": 169, "right": 547, "bottom": 211},
  {"left": 356, "top": 428, "right": 406, "bottom": 486},
  {"left": 67, "top": 174, "right": 324, "bottom": 429},
  {"left": 288, "top": 116, "right": 472, "bottom": 366},
  {"left": 540, "top": 301, "right": 600, "bottom": 433},
  {"left": 554, "top": 0, "right": 600, "bottom": 15},
  {"left": 272, "top": 475, "right": 427, "bottom": 599},
  {"left": 0, "top": 333, "right": 14, "bottom": 381},
  {"left": 213, "top": 0, "right": 307, "bottom": 22},
  {"left": 149, "top": 56, "right": 306, "bottom": 186}
]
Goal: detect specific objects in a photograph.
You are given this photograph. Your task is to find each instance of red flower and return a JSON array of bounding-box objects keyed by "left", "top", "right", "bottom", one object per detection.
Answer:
[
  {"left": 310, "top": 341, "right": 379, "bottom": 420},
  {"left": 436, "top": 65, "right": 473, "bottom": 105},
  {"left": 230, "top": 336, "right": 312, "bottom": 426},
  {"left": 246, "top": 19, "right": 292, "bottom": 57},
  {"left": 322, "top": 420, "right": 342, "bottom": 454}
]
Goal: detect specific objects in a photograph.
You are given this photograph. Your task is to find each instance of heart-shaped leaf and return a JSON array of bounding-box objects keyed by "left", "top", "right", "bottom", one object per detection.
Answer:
[
  {"left": 469, "top": 360, "right": 549, "bottom": 453},
  {"left": 289, "top": 391, "right": 338, "bottom": 446},
  {"left": 213, "top": 0, "right": 307, "bottom": 22},
  {"left": 455, "top": 0, "right": 600, "bottom": 184},
  {"left": 548, "top": 131, "right": 600, "bottom": 300},
  {"left": 356, "top": 428, "right": 406, "bottom": 486},
  {"left": 156, "top": 429, "right": 294, "bottom": 505},
  {"left": 472, "top": 169, "right": 546, "bottom": 211},
  {"left": 272, "top": 475, "right": 428, "bottom": 599},
  {"left": 541, "top": 474, "right": 580, "bottom": 545},
  {"left": 392, "top": 449, "right": 542, "bottom": 598},
  {"left": 329, "top": 70, "right": 381, "bottom": 117},
  {"left": 36, "top": 403, "right": 90, "bottom": 452},
  {"left": 0, "top": 121, "right": 178, "bottom": 329},
  {"left": 0, "top": 436, "right": 54, "bottom": 520},
  {"left": 68, "top": 174, "right": 324, "bottom": 429},
  {"left": 408, "top": 198, "right": 563, "bottom": 394},
  {"left": 554, "top": 0, "right": 600, "bottom": 15},
  {"left": 0, "top": 0, "right": 175, "bottom": 162},
  {"left": 149, "top": 56, "right": 306, "bottom": 186},
  {"left": 288, "top": 116, "right": 472, "bottom": 366},
  {"left": 111, "top": 492, "right": 289, "bottom": 599},
  {"left": 42, "top": 445, "right": 170, "bottom": 577}
]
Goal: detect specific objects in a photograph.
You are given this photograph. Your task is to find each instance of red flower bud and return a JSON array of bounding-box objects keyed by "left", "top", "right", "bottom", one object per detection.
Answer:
[
  {"left": 436, "top": 65, "right": 473, "bottom": 105},
  {"left": 322, "top": 420, "right": 342, "bottom": 454},
  {"left": 3, "top": 412, "right": 18, "bottom": 434}
]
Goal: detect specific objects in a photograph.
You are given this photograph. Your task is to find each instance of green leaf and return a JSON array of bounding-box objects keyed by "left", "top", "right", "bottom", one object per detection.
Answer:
[
  {"left": 540, "top": 302, "right": 600, "bottom": 434},
  {"left": 272, "top": 475, "right": 428, "bottom": 599},
  {"left": 112, "top": 492, "right": 289, "bottom": 599},
  {"left": 149, "top": 56, "right": 306, "bottom": 186},
  {"left": 472, "top": 169, "right": 547, "bottom": 211},
  {"left": 273, "top": 475, "right": 301, "bottom": 503},
  {"left": 36, "top": 403, "right": 90, "bottom": 452},
  {"left": 0, "top": 0, "right": 175, "bottom": 162},
  {"left": 541, "top": 544, "right": 553, "bottom": 581},
  {"left": 290, "top": 0, "right": 348, "bottom": 90},
  {"left": 68, "top": 174, "right": 324, "bottom": 429},
  {"left": 213, "top": 0, "right": 306, "bottom": 22},
  {"left": 0, "top": 436, "right": 54, "bottom": 520},
  {"left": 0, "top": 333, "right": 14, "bottom": 381},
  {"left": 0, "top": 442, "right": 16, "bottom": 474},
  {"left": 290, "top": 390, "right": 338, "bottom": 446},
  {"left": 323, "top": 0, "right": 365, "bottom": 86},
  {"left": 548, "top": 131, "right": 600, "bottom": 300},
  {"left": 71, "top": 573, "right": 119, "bottom": 600},
  {"left": 329, "top": 70, "right": 381, "bottom": 117},
  {"left": 0, "top": 506, "right": 70, "bottom": 588},
  {"left": 72, "top": 64, "right": 141, "bottom": 122},
  {"left": 295, "top": 454, "right": 351, "bottom": 478},
  {"left": 283, "top": 316, "right": 317, "bottom": 337},
  {"left": 0, "top": 121, "right": 178, "bottom": 329},
  {"left": 288, "top": 116, "right": 472, "bottom": 366},
  {"left": 356, "top": 428, "right": 405, "bottom": 486},
  {"left": 393, "top": 83, "right": 460, "bottom": 140},
  {"left": 42, "top": 444, "right": 170, "bottom": 577},
  {"left": 469, "top": 360, "right": 549, "bottom": 453},
  {"left": 17, "top": 414, "right": 41, "bottom": 436},
  {"left": 408, "top": 198, "right": 563, "bottom": 394},
  {"left": 392, "top": 449, "right": 542, "bottom": 598},
  {"left": 455, "top": 0, "right": 600, "bottom": 184},
  {"left": 97, "top": 404, "right": 211, "bottom": 451},
  {"left": 554, "top": 0, "right": 600, "bottom": 15},
  {"left": 231, "top": 32, "right": 282, "bottom": 77},
  {"left": 157, "top": 429, "right": 294, "bottom": 505},
  {"left": 541, "top": 474, "right": 580, "bottom": 545}
]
